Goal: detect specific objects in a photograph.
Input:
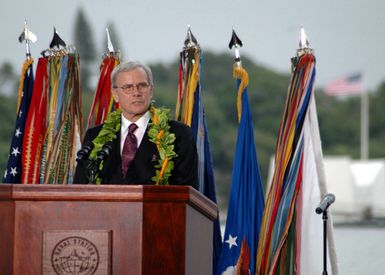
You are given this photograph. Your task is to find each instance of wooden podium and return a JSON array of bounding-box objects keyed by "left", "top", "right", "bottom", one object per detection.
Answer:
[{"left": 0, "top": 184, "right": 217, "bottom": 275}]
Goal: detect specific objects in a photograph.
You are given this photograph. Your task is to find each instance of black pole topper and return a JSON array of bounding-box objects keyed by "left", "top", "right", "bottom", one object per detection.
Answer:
[{"left": 228, "top": 28, "right": 243, "bottom": 66}]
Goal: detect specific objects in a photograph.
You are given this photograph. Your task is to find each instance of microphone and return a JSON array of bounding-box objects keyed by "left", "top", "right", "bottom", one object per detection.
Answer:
[
  {"left": 76, "top": 141, "right": 94, "bottom": 161},
  {"left": 86, "top": 141, "right": 114, "bottom": 184},
  {"left": 315, "top": 193, "right": 335, "bottom": 214},
  {"left": 96, "top": 141, "right": 114, "bottom": 162}
]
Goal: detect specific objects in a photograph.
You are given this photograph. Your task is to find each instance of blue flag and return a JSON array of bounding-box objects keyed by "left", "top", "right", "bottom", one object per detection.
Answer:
[
  {"left": 218, "top": 67, "right": 265, "bottom": 274},
  {"left": 177, "top": 44, "right": 222, "bottom": 274},
  {"left": 188, "top": 52, "right": 222, "bottom": 275},
  {"left": 3, "top": 60, "right": 34, "bottom": 183},
  {"left": 191, "top": 79, "right": 222, "bottom": 275}
]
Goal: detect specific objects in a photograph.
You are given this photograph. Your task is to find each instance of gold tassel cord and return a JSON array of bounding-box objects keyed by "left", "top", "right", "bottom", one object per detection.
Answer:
[
  {"left": 16, "top": 58, "right": 34, "bottom": 113},
  {"left": 233, "top": 64, "right": 249, "bottom": 123}
]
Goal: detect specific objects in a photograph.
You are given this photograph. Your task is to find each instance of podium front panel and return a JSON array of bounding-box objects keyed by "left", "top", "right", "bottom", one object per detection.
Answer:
[
  {"left": 0, "top": 184, "right": 217, "bottom": 275},
  {"left": 12, "top": 200, "right": 142, "bottom": 274},
  {"left": 0, "top": 200, "right": 15, "bottom": 274}
]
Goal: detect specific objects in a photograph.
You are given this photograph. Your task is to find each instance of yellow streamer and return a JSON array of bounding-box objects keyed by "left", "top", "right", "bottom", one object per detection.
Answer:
[{"left": 181, "top": 50, "right": 200, "bottom": 126}]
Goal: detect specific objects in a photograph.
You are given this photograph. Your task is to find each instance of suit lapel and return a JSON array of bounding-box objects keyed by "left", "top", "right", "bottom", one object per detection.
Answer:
[
  {"left": 124, "top": 129, "right": 158, "bottom": 183},
  {"left": 135, "top": 130, "right": 158, "bottom": 164}
]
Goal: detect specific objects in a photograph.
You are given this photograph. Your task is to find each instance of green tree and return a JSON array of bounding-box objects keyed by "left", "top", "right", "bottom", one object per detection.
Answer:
[
  {"left": 317, "top": 91, "right": 362, "bottom": 157},
  {"left": 0, "top": 95, "right": 17, "bottom": 173},
  {"left": 369, "top": 82, "right": 385, "bottom": 157},
  {"left": 0, "top": 62, "right": 18, "bottom": 96},
  {"left": 73, "top": 8, "right": 97, "bottom": 91}
]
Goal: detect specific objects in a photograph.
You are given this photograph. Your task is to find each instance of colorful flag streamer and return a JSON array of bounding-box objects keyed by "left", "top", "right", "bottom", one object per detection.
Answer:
[
  {"left": 256, "top": 31, "right": 338, "bottom": 274},
  {"left": 43, "top": 53, "right": 83, "bottom": 184},
  {"left": 3, "top": 58, "right": 34, "bottom": 183},
  {"left": 87, "top": 55, "right": 120, "bottom": 128},
  {"left": 22, "top": 57, "right": 49, "bottom": 184},
  {"left": 176, "top": 28, "right": 222, "bottom": 275},
  {"left": 218, "top": 63, "right": 265, "bottom": 275},
  {"left": 22, "top": 41, "right": 83, "bottom": 184}
]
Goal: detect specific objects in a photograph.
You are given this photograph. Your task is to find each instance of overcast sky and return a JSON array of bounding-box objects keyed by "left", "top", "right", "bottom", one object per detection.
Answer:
[{"left": 1, "top": 0, "right": 385, "bottom": 90}]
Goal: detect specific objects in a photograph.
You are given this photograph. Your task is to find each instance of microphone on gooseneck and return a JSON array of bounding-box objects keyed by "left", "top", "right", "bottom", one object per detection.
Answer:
[
  {"left": 87, "top": 141, "right": 114, "bottom": 184},
  {"left": 315, "top": 193, "right": 336, "bottom": 214},
  {"left": 76, "top": 141, "right": 94, "bottom": 162},
  {"left": 96, "top": 141, "right": 114, "bottom": 162}
]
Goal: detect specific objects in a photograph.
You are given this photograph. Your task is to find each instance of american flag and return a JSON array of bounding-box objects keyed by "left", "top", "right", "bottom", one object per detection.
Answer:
[
  {"left": 3, "top": 60, "right": 34, "bottom": 183},
  {"left": 324, "top": 73, "right": 363, "bottom": 96}
]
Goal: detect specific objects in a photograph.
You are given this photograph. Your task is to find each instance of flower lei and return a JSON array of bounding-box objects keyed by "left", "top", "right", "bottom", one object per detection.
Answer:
[{"left": 89, "top": 106, "right": 176, "bottom": 185}]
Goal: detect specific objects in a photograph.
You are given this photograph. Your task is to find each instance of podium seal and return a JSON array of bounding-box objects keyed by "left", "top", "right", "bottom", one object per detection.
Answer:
[{"left": 51, "top": 236, "right": 99, "bottom": 275}]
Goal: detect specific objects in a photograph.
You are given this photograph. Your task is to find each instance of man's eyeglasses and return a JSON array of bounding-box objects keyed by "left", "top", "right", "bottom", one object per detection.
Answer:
[{"left": 114, "top": 82, "right": 151, "bottom": 94}]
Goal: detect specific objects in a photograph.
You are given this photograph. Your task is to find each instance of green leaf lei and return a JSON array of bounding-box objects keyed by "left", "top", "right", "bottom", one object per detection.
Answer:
[
  {"left": 89, "top": 108, "right": 122, "bottom": 184},
  {"left": 89, "top": 106, "right": 177, "bottom": 185},
  {"left": 148, "top": 106, "right": 177, "bottom": 185}
]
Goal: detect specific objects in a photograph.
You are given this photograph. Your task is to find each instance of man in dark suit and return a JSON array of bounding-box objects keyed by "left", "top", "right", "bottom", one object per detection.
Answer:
[{"left": 73, "top": 61, "right": 198, "bottom": 189}]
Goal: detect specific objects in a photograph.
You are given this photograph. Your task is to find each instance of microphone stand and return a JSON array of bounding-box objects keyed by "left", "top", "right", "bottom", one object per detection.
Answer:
[
  {"left": 322, "top": 210, "right": 328, "bottom": 275},
  {"left": 86, "top": 141, "right": 114, "bottom": 184},
  {"left": 87, "top": 160, "right": 99, "bottom": 184},
  {"left": 76, "top": 142, "right": 96, "bottom": 184},
  {"left": 315, "top": 193, "right": 335, "bottom": 275}
]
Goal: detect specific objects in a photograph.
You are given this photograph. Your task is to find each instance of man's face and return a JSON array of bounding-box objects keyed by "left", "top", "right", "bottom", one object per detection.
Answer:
[{"left": 112, "top": 67, "right": 153, "bottom": 122}]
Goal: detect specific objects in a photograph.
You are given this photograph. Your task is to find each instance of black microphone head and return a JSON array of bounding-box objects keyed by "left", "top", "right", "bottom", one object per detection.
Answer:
[
  {"left": 103, "top": 141, "right": 114, "bottom": 151},
  {"left": 76, "top": 141, "right": 95, "bottom": 161},
  {"left": 96, "top": 141, "right": 114, "bottom": 161}
]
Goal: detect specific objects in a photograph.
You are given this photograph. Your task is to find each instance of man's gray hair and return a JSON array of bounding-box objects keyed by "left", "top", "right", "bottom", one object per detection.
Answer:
[{"left": 111, "top": 61, "right": 153, "bottom": 87}]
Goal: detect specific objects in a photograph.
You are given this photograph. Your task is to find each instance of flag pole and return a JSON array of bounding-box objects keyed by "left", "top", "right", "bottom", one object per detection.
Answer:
[
  {"left": 18, "top": 21, "right": 37, "bottom": 60},
  {"left": 360, "top": 74, "right": 369, "bottom": 160}
]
